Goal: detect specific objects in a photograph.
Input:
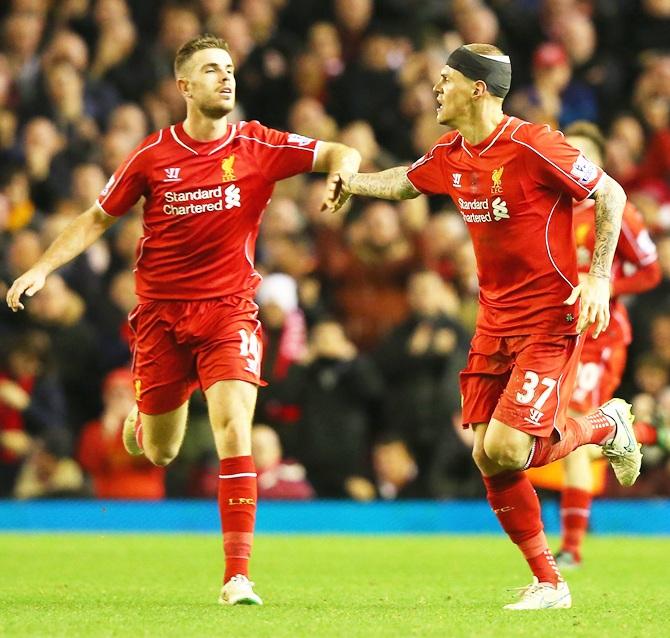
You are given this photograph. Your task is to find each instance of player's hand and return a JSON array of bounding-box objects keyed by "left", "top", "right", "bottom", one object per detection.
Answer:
[
  {"left": 563, "top": 273, "right": 611, "bottom": 338},
  {"left": 6, "top": 267, "right": 48, "bottom": 312},
  {"left": 320, "top": 172, "right": 351, "bottom": 213}
]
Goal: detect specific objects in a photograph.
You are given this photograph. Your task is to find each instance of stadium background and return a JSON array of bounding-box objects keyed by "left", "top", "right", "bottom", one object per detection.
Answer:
[{"left": 0, "top": 0, "right": 669, "bottom": 515}]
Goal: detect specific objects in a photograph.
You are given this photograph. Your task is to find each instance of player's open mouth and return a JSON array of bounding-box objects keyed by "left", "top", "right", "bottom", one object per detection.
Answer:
[{"left": 220, "top": 88, "right": 233, "bottom": 96}]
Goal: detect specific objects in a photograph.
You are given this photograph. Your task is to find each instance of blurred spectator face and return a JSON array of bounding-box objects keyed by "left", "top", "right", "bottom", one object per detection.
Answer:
[
  {"left": 643, "top": 0, "right": 670, "bottom": 17},
  {"left": 362, "top": 202, "right": 401, "bottom": 249},
  {"left": 308, "top": 23, "right": 343, "bottom": 66},
  {"left": 45, "top": 60, "right": 83, "bottom": 106},
  {"left": 335, "top": 0, "right": 373, "bottom": 33},
  {"left": 200, "top": 0, "right": 233, "bottom": 20},
  {"left": 339, "top": 121, "right": 379, "bottom": 166},
  {"left": 101, "top": 130, "right": 136, "bottom": 175},
  {"left": 28, "top": 274, "right": 70, "bottom": 322},
  {"left": 407, "top": 271, "right": 447, "bottom": 317},
  {"left": 102, "top": 368, "right": 135, "bottom": 414},
  {"left": 262, "top": 197, "right": 304, "bottom": 238},
  {"left": 361, "top": 34, "right": 392, "bottom": 72},
  {"left": 635, "top": 357, "right": 669, "bottom": 395},
  {"left": 94, "top": 0, "right": 129, "bottom": 25},
  {"left": 533, "top": 43, "right": 571, "bottom": 91},
  {"left": 372, "top": 440, "right": 416, "bottom": 489},
  {"left": 566, "top": 135, "right": 603, "bottom": 167},
  {"left": 240, "top": 0, "right": 276, "bottom": 41},
  {"left": 251, "top": 424, "right": 282, "bottom": 470},
  {"left": 210, "top": 13, "right": 253, "bottom": 65},
  {"left": 4, "top": 12, "right": 44, "bottom": 60},
  {"left": 159, "top": 6, "right": 201, "bottom": 53},
  {"left": 555, "top": 12, "right": 596, "bottom": 66},
  {"left": 656, "top": 235, "right": 670, "bottom": 277},
  {"left": 109, "top": 269, "right": 137, "bottom": 313},
  {"left": 24, "top": 117, "right": 63, "bottom": 157},
  {"left": 651, "top": 314, "right": 670, "bottom": 359},
  {"left": 610, "top": 115, "right": 645, "bottom": 160},
  {"left": 2, "top": 165, "right": 30, "bottom": 205},
  {"left": 7, "top": 229, "right": 41, "bottom": 275},
  {"left": 413, "top": 111, "right": 447, "bottom": 155},
  {"left": 72, "top": 163, "right": 106, "bottom": 206},
  {"left": 12, "top": 0, "right": 49, "bottom": 12},
  {"left": 455, "top": 6, "right": 500, "bottom": 45},
  {"left": 292, "top": 52, "right": 326, "bottom": 99},
  {"left": 42, "top": 30, "right": 89, "bottom": 71},
  {"left": 108, "top": 104, "right": 148, "bottom": 146},
  {"left": 288, "top": 97, "right": 337, "bottom": 140}
]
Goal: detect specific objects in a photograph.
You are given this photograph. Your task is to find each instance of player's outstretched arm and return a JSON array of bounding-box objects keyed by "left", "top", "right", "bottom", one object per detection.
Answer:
[
  {"left": 564, "top": 174, "right": 626, "bottom": 338},
  {"left": 6, "top": 204, "right": 117, "bottom": 311},
  {"left": 312, "top": 142, "right": 362, "bottom": 213},
  {"left": 344, "top": 167, "right": 421, "bottom": 202}
]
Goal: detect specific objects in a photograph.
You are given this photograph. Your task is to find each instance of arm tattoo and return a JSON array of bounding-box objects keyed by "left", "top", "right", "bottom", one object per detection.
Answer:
[
  {"left": 347, "top": 167, "right": 421, "bottom": 200},
  {"left": 590, "top": 176, "right": 626, "bottom": 279}
]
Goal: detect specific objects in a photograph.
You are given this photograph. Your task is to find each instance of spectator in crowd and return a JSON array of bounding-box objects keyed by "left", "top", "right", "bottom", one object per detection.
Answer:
[
  {"left": 13, "top": 427, "right": 85, "bottom": 499},
  {"left": 0, "top": 330, "right": 68, "bottom": 496},
  {"left": 252, "top": 423, "right": 314, "bottom": 500},
  {"left": 77, "top": 367, "right": 165, "bottom": 499},
  {"left": 372, "top": 435, "right": 422, "bottom": 500},
  {"left": 279, "top": 319, "right": 382, "bottom": 499}
]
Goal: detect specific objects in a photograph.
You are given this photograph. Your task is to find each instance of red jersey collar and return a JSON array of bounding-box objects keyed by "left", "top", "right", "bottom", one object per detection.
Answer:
[
  {"left": 170, "top": 121, "right": 237, "bottom": 156},
  {"left": 460, "top": 115, "right": 513, "bottom": 157}
]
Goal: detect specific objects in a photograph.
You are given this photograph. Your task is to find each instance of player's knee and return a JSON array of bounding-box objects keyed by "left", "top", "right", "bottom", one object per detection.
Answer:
[
  {"left": 212, "top": 416, "right": 251, "bottom": 452},
  {"left": 483, "top": 438, "right": 527, "bottom": 470},
  {"left": 471, "top": 444, "right": 490, "bottom": 472},
  {"left": 144, "top": 445, "right": 178, "bottom": 467}
]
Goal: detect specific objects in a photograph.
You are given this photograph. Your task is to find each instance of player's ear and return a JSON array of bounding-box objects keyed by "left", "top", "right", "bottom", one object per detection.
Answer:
[
  {"left": 473, "top": 80, "right": 487, "bottom": 99},
  {"left": 176, "top": 77, "right": 191, "bottom": 98}
]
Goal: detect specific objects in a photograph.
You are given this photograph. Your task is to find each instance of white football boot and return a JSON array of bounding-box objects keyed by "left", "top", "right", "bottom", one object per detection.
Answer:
[
  {"left": 122, "top": 405, "right": 143, "bottom": 456},
  {"left": 219, "top": 575, "right": 263, "bottom": 606},
  {"left": 504, "top": 577, "right": 572, "bottom": 610},
  {"left": 599, "top": 399, "right": 642, "bottom": 487}
]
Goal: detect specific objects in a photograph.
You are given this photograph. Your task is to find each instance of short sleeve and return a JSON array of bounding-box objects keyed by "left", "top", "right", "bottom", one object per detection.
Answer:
[
  {"left": 618, "top": 203, "right": 658, "bottom": 267},
  {"left": 239, "top": 121, "right": 318, "bottom": 182},
  {"left": 406, "top": 145, "right": 450, "bottom": 196},
  {"left": 523, "top": 126, "right": 604, "bottom": 201},
  {"left": 97, "top": 132, "right": 158, "bottom": 217}
]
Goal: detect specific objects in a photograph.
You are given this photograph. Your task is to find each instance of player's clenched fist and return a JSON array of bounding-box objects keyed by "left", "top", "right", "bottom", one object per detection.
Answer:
[
  {"left": 564, "top": 272, "right": 611, "bottom": 338},
  {"left": 6, "top": 267, "right": 47, "bottom": 312}
]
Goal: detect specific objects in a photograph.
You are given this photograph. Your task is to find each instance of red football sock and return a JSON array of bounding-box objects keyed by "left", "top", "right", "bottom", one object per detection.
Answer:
[
  {"left": 483, "top": 471, "right": 562, "bottom": 586},
  {"left": 528, "top": 411, "right": 616, "bottom": 468},
  {"left": 560, "top": 487, "right": 591, "bottom": 560},
  {"left": 634, "top": 421, "right": 657, "bottom": 446},
  {"left": 218, "top": 455, "right": 257, "bottom": 583}
]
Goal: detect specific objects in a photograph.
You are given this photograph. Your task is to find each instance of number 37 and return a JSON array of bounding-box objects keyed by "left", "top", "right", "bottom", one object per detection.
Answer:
[{"left": 515, "top": 371, "right": 557, "bottom": 410}]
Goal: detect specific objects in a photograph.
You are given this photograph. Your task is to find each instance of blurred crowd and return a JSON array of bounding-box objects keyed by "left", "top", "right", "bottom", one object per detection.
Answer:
[{"left": 1, "top": 0, "right": 670, "bottom": 501}]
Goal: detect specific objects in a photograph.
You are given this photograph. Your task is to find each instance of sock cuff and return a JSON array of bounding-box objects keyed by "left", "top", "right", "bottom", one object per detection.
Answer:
[
  {"left": 220, "top": 455, "right": 256, "bottom": 476},
  {"left": 482, "top": 470, "right": 525, "bottom": 492}
]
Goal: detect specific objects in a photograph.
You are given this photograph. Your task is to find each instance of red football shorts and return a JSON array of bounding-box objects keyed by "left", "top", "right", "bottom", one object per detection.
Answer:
[
  {"left": 460, "top": 333, "right": 584, "bottom": 438},
  {"left": 128, "top": 296, "right": 265, "bottom": 415},
  {"left": 568, "top": 338, "right": 627, "bottom": 414}
]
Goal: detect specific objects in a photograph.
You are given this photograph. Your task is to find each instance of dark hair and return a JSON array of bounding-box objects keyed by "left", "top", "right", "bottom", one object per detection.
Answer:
[
  {"left": 174, "top": 34, "right": 230, "bottom": 76},
  {"left": 564, "top": 120, "right": 606, "bottom": 160}
]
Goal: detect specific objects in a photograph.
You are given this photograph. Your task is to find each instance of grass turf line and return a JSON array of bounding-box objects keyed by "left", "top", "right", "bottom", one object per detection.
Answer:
[{"left": 1, "top": 534, "right": 668, "bottom": 638}]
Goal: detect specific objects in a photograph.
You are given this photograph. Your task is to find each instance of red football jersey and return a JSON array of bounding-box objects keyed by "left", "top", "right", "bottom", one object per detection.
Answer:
[
  {"left": 97, "top": 120, "right": 319, "bottom": 302},
  {"left": 573, "top": 199, "right": 658, "bottom": 347},
  {"left": 407, "top": 115, "right": 604, "bottom": 336}
]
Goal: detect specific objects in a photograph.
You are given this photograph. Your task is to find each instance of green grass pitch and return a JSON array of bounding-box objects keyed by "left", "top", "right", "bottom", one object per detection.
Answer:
[{"left": 1, "top": 534, "right": 668, "bottom": 638}]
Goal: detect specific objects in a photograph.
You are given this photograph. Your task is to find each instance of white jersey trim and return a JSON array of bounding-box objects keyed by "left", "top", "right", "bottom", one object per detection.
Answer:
[
  {"left": 311, "top": 140, "right": 322, "bottom": 171},
  {"left": 100, "top": 129, "right": 163, "bottom": 208},
  {"left": 546, "top": 193, "right": 575, "bottom": 289},
  {"left": 236, "top": 134, "right": 318, "bottom": 154},
  {"left": 510, "top": 122, "right": 595, "bottom": 196}
]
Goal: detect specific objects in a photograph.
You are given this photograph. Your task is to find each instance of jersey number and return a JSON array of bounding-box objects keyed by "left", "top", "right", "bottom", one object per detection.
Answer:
[
  {"left": 239, "top": 329, "right": 260, "bottom": 374},
  {"left": 516, "top": 371, "right": 557, "bottom": 409}
]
